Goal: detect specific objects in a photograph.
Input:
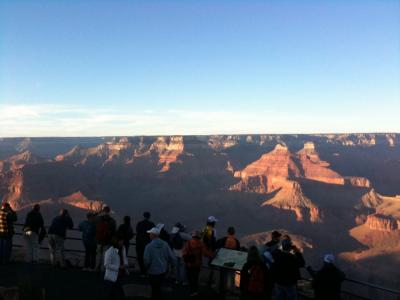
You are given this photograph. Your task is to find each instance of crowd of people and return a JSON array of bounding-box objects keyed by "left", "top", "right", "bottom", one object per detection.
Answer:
[{"left": 0, "top": 202, "right": 347, "bottom": 300}]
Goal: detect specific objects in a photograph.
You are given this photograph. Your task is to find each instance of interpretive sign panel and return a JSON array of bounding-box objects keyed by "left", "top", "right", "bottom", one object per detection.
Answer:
[{"left": 210, "top": 248, "right": 248, "bottom": 271}]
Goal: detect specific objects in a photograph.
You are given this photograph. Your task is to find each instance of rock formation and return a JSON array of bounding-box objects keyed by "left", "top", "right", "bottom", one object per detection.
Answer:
[{"left": 364, "top": 214, "right": 398, "bottom": 232}]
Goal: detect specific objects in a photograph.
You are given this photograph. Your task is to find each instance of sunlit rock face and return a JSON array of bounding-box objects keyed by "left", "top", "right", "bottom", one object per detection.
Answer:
[
  {"left": 345, "top": 177, "right": 371, "bottom": 188},
  {"left": 297, "top": 142, "right": 344, "bottom": 185},
  {"left": 359, "top": 189, "right": 384, "bottom": 209},
  {"left": 230, "top": 142, "right": 352, "bottom": 222},
  {"left": 234, "top": 144, "right": 301, "bottom": 188},
  {"left": 58, "top": 191, "right": 104, "bottom": 212},
  {"left": 261, "top": 180, "right": 322, "bottom": 223},
  {"left": 365, "top": 214, "right": 399, "bottom": 232},
  {"left": 150, "top": 136, "right": 184, "bottom": 172}
]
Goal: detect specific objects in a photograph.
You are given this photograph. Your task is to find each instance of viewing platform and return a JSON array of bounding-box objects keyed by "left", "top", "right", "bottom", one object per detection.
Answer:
[{"left": 1, "top": 224, "right": 400, "bottom": 300}]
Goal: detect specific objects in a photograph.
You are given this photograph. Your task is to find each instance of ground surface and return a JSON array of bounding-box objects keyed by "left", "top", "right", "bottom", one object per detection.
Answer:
[{"left": 0, "top": 262, "right": 238, "bottom": 300}]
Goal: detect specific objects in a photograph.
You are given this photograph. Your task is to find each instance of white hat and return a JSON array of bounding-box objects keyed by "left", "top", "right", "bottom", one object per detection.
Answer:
[
  {"left": 147, "top": 227, "right": 161, "bottom": 235},
  {"left": 324, "top": 254, "right": 335, "bottom": 264},
  {"left": 171, "top": 226, "right": 180, "bottom": 234},
  {"left": 156, "top": 223, "right": 165, "bottom": 230},
  {"left": 207, "top": 216, "right": 218, "bottom": 223}
]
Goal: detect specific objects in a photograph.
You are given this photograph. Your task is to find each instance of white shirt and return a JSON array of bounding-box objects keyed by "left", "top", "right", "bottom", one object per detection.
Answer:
[{"left": 104, "top": 246, "right": 128, "bottom": 283}]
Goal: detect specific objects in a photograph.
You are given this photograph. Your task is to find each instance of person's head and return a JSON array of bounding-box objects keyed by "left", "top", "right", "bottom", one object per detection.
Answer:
[
  {"left": 171, "top": 222, "right": 185, "bottom": 234},
  {"left": 282, "top": 234, "right": 291, "bottom": 242},
  {"left": 175, "top": 222, "right": 185, "bottom": 231},
  {"left": 33, "top": 204, "right": 40, "bottom": 212},
  {"left": 227, "top": 226, "right": 235, "bottom": 236},
  {"left": 207, "top": 216, "right": 218, "bottom": 227},
  {"left": 143, "top": 211, "right": 151, "bottom": 220},
  {"left": 103, "top": 206, "right": 111, "bottom": 215},
  {"left": 281, "top": 239, "right": 293, "bottom": 252},
  {"left": 86, "top": 212, "right": 94, "bottom": 221},
  {"left": 323, "top": 254, "right": 335, "bottom": 265},
  {"left": 192, "top": 230, "right": 201, "bottom": 240},
  {"left": 111, "top": 235, "right": 124, "bottom": 248},
  {"left": 247, "top": 246, "right": 261, "bottom": 264},
  {"left": 123, "top": 216, "right": 131, "bottom": 225},
  {"left": 271, "top": 230, "right": 282, "bottom": 242},
  {"left": 147, "top": 227, "right": 161, "bottom": 240},
  {"left": 60, "top": 209, "right": 68, "bottom": 217}
]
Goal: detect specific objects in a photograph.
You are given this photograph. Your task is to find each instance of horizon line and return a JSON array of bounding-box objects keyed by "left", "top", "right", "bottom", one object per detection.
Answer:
[{"left": 1, "top": 131, "right": 399, "bottom": 139}]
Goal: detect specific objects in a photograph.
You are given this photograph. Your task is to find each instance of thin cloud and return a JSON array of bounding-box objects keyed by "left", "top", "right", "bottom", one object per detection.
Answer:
[{"left": 0, "top": 104, "right": 398, "bottom": 137}]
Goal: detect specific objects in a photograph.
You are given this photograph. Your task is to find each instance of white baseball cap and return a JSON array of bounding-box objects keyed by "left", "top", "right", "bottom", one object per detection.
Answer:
[
  {"left": 156, "top": 223, "right": 165, "bottom": 230},
  {"left": 147, "top": 227, "right": 161, "bottom": 235},
  {"left": 207, "top": 216, "right": 218, "bottom": 223}
]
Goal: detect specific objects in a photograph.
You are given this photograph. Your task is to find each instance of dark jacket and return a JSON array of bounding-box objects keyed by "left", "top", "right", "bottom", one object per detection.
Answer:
[
  {"left": 273, "top": 250, "right": 305, "bottom": 286},
  {"left": 136, "top": 219, "right": 155, "bottom": 246},
  {"left": 48, "top": 215, "right": 74, "bottom": 239},
  {"left": 24, "top": 210, "right": 44, "bottom": 234},
  {"left": 312, "top": 264, "right": 346, "bottom": 300},
  {"left": 0, "top": 207, "right": 17, "bottom": 237},
  {"left": 117, "top": 223, "right": 134, "bottom": 245},
  {"left": 240, "top": 261, "right": 273, "bottom": 295},
  {"left": 95, "top": 214, "right": 117, "bottom": 245},
  {"left": 79, "top": 220, "right": 97, "bottom": 246}
]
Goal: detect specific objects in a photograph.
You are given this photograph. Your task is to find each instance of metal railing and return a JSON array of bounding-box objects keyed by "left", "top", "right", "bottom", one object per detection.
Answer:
[
  {"left": 12, "top": 223, "right": 137, "bottom": 259},
  {"left": 10, "top": 223, "right": 400, "bottom": 299}
]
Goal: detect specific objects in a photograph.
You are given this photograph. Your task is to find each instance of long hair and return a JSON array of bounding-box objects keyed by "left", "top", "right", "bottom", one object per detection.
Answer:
[{"left": 247, "top": 246, "right": 262, "bottom": 264}]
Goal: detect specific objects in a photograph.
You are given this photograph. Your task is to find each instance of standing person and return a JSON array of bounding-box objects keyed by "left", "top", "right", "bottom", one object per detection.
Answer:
[
  {"left": 117, "top": 216, "right": 134, "bottom": 256},
  {"left": 23, "top": 204, "right": 45, "bottom": 263},
  {"left": 48, "top": 209, "right": 74, "bottom": 268},
  {"left": 201, "top": 216, "right": 218, "bottom": 287},
  {"left": 273, "top": 239, "right": 305, "bottom": 300},
  {"left": 104, "top": 235, "right": 129, "bottom": 300},
  {"left": 216, "top": 226, "right": 241, "bottom": 291},
  {"left": 136, "top": 212, "right": 155, "bottom": 276},
  {"left": 170, "top": 223, "right": 191, "bottom": 285},
  {"left": 182, "top": 230, "right": 213, "bottom": 297},
  {"left": 261, "top": 230, "right": 282, "bottom": 269},
  {"left": 144, "top": 226, "right": 176, "bottom": 300},
  {"left": 79, "top": 212, "right": 97, "bottom": 271},
  {"left": 95, "top": 206, "right": 117, "bottom": 271},
  {"left": 240, "top": 246, "right": 273, "bottom": 300},
  {"left": 0, "top": 202, "right": 17, "bottom": 265},
  {"left": 216, "top": 226, "right": 241, "bottom": 250},
  {"left": 308, "top": 254, "right": 346, "bottom": 300},
  {"left": 201, "top": 216, "right": 218, "bottom": 252}
]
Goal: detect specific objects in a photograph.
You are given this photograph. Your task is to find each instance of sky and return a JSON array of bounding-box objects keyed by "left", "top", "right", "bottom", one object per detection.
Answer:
[{"left": 0, "top": 0, "right": 399, "bottom": 137}]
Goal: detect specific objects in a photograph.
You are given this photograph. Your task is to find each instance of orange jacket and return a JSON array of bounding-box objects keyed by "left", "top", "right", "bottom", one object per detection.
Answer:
[{"left": 182, "top": 238, "right": 213, "bottom": 268}]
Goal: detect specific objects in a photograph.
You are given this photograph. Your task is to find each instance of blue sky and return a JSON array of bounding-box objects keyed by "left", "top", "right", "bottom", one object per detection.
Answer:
[{"left": 1, "top": 0, "right": 399, "bottom": 136}]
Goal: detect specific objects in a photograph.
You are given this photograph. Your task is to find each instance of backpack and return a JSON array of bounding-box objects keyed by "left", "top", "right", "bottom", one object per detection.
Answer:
[
  {"left": 96, "top": 218, "right": 110, "bottom": 244},
  {"left": 247, "top": 264, "right": 266, "bottom": 294},
  {"left": 201, "top": 226, "right": 215, "bottom": 249},
  {"left": 171, "top": 233, "right": 184, "bottom": 250},
  {"left": 183, "top": 241, "right": 197, "bottom": 264}
]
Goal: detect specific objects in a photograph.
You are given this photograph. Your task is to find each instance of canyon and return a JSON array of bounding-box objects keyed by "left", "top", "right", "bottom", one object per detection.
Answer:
[{"left": 0, "top": 133, "right": 399, "bottom": 289}]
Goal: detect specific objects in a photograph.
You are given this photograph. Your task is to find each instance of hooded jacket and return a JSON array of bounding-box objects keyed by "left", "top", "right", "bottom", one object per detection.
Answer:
[{"left": 144, "top": 237, "right": 176, "bottom": 275}]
